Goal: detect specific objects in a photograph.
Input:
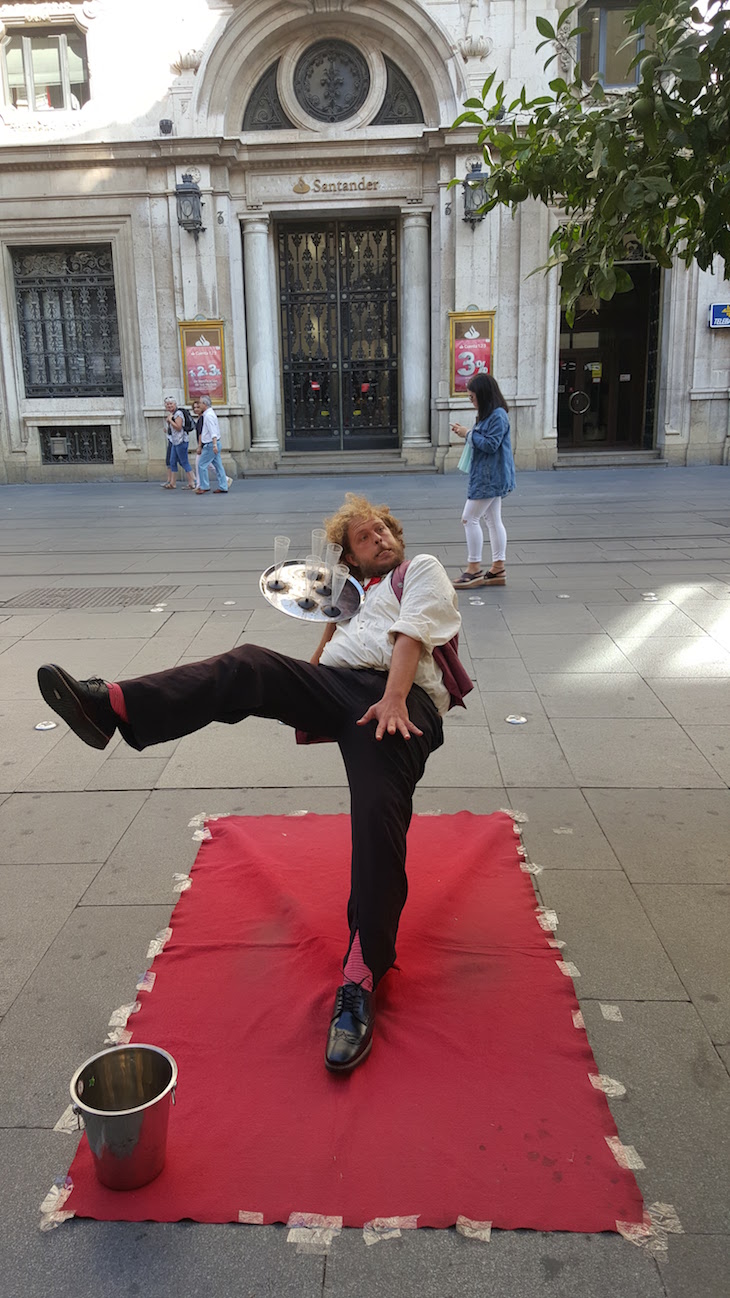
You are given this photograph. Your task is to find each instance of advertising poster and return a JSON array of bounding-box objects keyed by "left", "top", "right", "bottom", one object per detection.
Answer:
[
  {"left": 449, "top": 311, "right": 495, "bottom": 396},
  {"left": 180, "top": 322, "right": 227, "bottom": 404}
]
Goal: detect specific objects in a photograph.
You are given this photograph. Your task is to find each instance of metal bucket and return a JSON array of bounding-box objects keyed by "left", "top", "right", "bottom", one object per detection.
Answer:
[{"left": 70, "top": 1044, "right": 177, "bottom": 1191}]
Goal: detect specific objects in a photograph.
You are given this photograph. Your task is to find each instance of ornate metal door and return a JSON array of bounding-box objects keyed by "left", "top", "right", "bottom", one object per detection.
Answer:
[{"left": 277, "top": 219, "right": 399, "bottom": 451}]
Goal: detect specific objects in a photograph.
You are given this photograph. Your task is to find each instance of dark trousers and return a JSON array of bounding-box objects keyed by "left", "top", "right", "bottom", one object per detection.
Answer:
[{"left": 117, "top": 646, "right": 444, "bottom": 985}]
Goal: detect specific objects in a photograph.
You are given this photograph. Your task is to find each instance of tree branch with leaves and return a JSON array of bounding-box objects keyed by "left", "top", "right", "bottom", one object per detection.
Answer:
[{"left": 452, "top": 1, "right": 730, "bottom": 323}]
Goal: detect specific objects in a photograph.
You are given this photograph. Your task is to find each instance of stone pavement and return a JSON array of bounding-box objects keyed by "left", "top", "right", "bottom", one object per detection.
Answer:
[{"left": 1, "top": 468, "right": 729, "bottom": 1298}]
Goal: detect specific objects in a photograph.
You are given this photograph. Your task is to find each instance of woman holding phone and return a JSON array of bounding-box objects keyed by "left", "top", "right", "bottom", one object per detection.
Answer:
[{"left": 450, "top": 373, "right": 515, "bottom": 589}]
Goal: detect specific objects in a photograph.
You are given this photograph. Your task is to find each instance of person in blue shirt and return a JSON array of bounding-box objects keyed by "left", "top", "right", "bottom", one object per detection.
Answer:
[{"left": 450, "top": 373, "right": 515, "bottom": 589}]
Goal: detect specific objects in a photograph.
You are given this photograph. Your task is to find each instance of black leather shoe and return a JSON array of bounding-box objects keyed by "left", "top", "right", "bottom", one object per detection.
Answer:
[
  {"left": 325, "top": 983, "right": 375, "bottom": 1074},
  {"left": 37, "top": 664, "right": 117, "bottom": 750}
]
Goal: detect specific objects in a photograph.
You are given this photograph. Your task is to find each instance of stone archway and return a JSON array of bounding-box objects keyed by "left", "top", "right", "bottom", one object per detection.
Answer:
[{"left": 191, "top": 0, "right": 466, "bottom": 137}]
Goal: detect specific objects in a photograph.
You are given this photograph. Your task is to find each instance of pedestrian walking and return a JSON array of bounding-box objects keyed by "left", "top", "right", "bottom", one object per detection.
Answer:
[
  {"left": 195, "top": 396, "right": 230, "bottom": 495},
  {"left": 192, "top": 399, "right": 204, "bottom": 490},
  {"left": 450, "top": 374, "right": 515, "bottom": 589},
  {"left": 163, "top": 397, "right": 195, "bottom": 490}
]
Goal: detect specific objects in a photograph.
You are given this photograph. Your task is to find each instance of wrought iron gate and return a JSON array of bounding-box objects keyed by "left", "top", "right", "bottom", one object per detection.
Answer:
[{"left": 277, "top": 219, "right": 398, "bottom": 451}]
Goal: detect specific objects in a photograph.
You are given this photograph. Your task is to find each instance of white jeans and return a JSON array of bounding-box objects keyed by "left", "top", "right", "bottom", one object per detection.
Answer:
[{"left": 462, "top": 496, "right": 507, "bottom": 566}]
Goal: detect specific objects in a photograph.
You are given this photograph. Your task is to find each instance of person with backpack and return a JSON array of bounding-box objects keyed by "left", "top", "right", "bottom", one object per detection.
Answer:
[
  {"left": 163, "top": 396, "right": 195, "bottom": 490},
  {"left": 36, "top": 494, "right": 468, "bottom": 1077},
  {"left": 450, "top": 373, "right": 515, "bottom": 589}
]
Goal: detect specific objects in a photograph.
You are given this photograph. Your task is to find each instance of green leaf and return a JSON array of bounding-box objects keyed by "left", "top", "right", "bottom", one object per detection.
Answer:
[
  {"left": 535, "top": 16, "right": 556, "bottom": 40},
  {"left": 451, "top": 111, "right": 485, "bottom": 129},
  {"left": 463, "top": 98, "right": 484, "bottom": 109}
]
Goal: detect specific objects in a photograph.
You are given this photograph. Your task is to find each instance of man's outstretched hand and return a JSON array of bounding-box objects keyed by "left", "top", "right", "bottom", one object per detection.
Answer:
[{"left": 357, "top": 693, "right": 423, "bottom": 742}]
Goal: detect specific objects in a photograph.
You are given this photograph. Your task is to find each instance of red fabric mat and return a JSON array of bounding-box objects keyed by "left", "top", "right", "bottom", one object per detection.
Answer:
[{"left": 66, "top": 813, "right": 644, "bottom": 1230}]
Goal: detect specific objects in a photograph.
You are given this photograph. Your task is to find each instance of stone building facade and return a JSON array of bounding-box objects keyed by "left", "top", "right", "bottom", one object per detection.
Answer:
[{"left": 0, "top": 0, "right": 728, "bottom": 482}]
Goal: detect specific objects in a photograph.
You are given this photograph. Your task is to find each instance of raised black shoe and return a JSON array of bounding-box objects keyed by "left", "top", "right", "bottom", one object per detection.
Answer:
[
  {"left": 37, "top": 664, "right": 117, "bottom": 750},
  {"left": 324, "top": 982, "right": 375, "bottom": 1074}
]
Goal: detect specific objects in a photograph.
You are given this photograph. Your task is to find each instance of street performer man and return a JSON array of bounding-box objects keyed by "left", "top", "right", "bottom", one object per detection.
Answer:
[{"left": 37, "top": 494, "right": 462, "bottom": 1074}]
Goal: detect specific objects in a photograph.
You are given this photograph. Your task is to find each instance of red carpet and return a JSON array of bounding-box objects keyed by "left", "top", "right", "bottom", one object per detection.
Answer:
[{"left": 65, "top": 813, "right": 644, "bottom": 1230}]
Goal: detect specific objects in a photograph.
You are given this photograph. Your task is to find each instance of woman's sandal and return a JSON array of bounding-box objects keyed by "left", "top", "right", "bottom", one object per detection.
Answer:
[
  {"left": 454, "top": 569, "right": 485, "bottom": 589},
  {"left": 483, "top": 568, "right": 506, "bottom": 585}
]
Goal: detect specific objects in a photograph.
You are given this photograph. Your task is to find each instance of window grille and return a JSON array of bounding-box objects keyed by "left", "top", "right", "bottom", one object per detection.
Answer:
[
  {"left": 39, "top": 426, "right": 114, "bottom": 465},
  {"left": 12, "top": 245, "right": 123, "bottom": 398}
]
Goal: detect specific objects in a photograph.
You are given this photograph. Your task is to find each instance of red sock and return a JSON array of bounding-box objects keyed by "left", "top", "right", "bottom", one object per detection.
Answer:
[
  {"left": 106, "top": 681, "right": 128, "bottom": 723},
  {"left": 342, "top": 931, "right": 374, "bottom": 992}
]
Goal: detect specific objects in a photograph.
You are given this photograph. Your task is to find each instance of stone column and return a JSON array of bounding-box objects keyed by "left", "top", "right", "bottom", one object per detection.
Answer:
[
  {"left": 400, "top": 209, "right": 431, "bottom": 446},
  {"left": 241, "top": 215, "right": 279, "bottom": 450}
]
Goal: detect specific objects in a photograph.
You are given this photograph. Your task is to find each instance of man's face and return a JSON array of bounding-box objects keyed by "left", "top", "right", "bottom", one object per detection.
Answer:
[{"left": 345, "top": 515, "right": 404, "bottom": 578}]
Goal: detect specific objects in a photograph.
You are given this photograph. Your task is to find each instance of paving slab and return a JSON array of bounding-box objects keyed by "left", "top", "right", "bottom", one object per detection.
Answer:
[
  {"left": 530, "top": 673, "right": 669, "bottom": 719},
  {"left": 616, "top": 636, "right": 730, "bottom": 677},
  {"left": 512, "top": 634, "right": 634, "bottom": 674},
  {"left": 656, "top": 1234, "right": 730, "bottom": 1298},
  {"left": 0, "top": 638, "right": 149, "bottom": 700},
  {"left": 156, "top": 715, "right": 347, "bottom": 788},
  {"left": 479, "top": 691, "right": 552, "bottom": 733},
  {"left": 505, "top": 789, "right": 622, "bottom": 871},
  {"left": 0, "top": 903, "right": 172, "bottom": 1126},
  {"left": 647, "top": 678, "right": 730, "bottom": 725},
  {"left": 473, "top": 658, "right": 534, "bottom": 692},
  {"left": 323, "top": 1224, "right": 664, "bottom": 1298},
  {"left": 0, "top": 863, "right": 99, "bottom": 1014},
  {"left": 23, "top": 611, "right": 173, "bottom": 640},
  {"left": 634, "top": 884, "right": 730, "bottom": 1045},
  {"left": 0, "top": 699, "right": 68, "bottom": 792},
  {"left": 422, "top": 725, "right": 501, "bottom": 788},
  {"left": 501, "top": 605, "right": 604, "bottom": 634},
  {"left": 86, "top": 757, "right": 170, "bottom": 790},
  {"left": 584, "top": 789, "right": 730, "bottom": 885},
  {"left": 586, "top": 604, "right": 703, "bottom": 637},
  {"left": 492, "top": 730, "right": 577, "bottom": 787},
  {"left": 18, "top": 731, "right": 121, "bottom": 793},
  {"left": 537, "top": 871, "right": 687, "bottom": 1000},
  {"left": 0, "top": 1130, "right": 325, "bottom": 1298},
  {"left": 580, "top": 1001, "right": 730, "bottom": 1234},
  {"left": 551, "top": 719, "right": 724, "bottom": 788},
  {"left": 681, "top": 726, "right": 730, "bottom": 784},
  {"left": 0, "top": 791, "right": 147, "bottom": 864}
]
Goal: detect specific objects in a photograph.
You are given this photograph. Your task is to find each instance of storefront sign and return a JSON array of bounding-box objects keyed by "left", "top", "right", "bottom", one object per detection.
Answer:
[
  {"left": 246, "top": 166, "right": 422, "bottom": 206},
  {"left": 709, "top": 304, "right": 730, "bottom": 328},
  {"left": 179, "top": 321, "right": 227, "bottom": 404},
  {"left": 449, "top": 311, "right": 494, "bottom": 396}
]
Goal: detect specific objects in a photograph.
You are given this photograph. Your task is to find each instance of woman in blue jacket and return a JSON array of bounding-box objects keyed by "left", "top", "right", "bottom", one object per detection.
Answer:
[{"left": 450, "top": 373, "right": 515, "bottom": 589}]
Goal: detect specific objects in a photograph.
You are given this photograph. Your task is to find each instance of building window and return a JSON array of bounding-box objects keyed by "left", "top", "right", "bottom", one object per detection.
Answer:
[
  {"left": 293, "top": 41, "right": 370, "bottom": 123},
  {"left": 12, "top": 245, "right": 123, "bottom": 398},
  {"left": 242, "top": 61, "right": 295, "bottom": 131},
  {"left": 372, "top": 57, "right": 423, "bottom": 126},
  {"left": 40, "top": 426, "right": 114, "bottom": 465},
  {"left": 579, "top": 3, "right": 648, "bottom": 87},
  {"left": 1, "top": 26, "right": 90, "bottom": 111}
]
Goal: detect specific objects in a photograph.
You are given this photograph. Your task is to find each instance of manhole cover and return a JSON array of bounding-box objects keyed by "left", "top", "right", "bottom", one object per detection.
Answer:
[{"left": 1, "top": 585, "right": 179, "bottom": 610}]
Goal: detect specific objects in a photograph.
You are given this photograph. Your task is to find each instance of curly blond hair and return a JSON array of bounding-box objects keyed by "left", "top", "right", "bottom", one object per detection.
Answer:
[{"left": 324, "top": 493, "right": 404, "bottom": 570}]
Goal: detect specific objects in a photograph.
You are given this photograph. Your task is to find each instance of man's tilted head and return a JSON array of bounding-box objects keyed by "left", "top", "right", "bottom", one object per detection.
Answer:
[{"left": 325, "top": 493, "right": 405, "bottom": 580}]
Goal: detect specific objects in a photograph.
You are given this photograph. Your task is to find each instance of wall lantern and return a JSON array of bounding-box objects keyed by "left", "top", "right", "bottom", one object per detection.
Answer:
[
  {"left": 176, "top": 174, "right": 206, "bottom": 241},
  {"left": 462, "top": 161, "right": 488, "bottom": 226}
]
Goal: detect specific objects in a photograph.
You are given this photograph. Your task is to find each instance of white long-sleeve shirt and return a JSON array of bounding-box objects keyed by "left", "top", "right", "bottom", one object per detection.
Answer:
[
  {"left": 319, "top": 553, "right": 461, "bottom": 716},
  {"left": 200, "top": 407, "right": 220, "bottom": 445}
]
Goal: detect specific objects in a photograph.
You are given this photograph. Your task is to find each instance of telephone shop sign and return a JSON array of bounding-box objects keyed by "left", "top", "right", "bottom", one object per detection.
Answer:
[{"left": 709, "top": 304, "right": 730, "bottom": 328}]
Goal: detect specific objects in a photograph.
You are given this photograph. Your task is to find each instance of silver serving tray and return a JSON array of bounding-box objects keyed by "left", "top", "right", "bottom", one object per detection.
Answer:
[{"left": 260, "top": 560, "right": 364, "bottom": 623}]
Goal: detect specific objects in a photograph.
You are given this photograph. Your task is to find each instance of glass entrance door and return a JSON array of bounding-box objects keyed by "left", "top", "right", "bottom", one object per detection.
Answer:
[
  {"left": 558, "top": 349, "right": 614, "bottom": 447},
  {"left": 276, "top": 219, "right": 399, "bottom": 451}
]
